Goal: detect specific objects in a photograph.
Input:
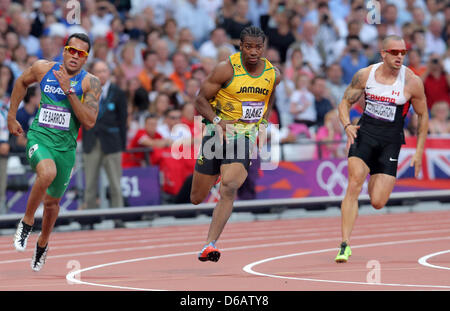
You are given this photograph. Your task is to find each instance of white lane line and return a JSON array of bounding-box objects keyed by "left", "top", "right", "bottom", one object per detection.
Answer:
[
  {"left": 3, "top": 218, "right": 449, "bottom": 255},
  {"left": 418, "top": 250, "right": 450, "bottom": 271},
  {"left": 243, "top": 236, "right": 450, "bottom": 289},
  {"left": 4, "top": 226, "right": 450, "bottom": 265}
]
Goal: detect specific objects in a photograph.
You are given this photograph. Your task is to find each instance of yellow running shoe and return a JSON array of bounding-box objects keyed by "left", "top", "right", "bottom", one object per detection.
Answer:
[{"left": 335, "top": 242, "right": 352, "bottom": 263}]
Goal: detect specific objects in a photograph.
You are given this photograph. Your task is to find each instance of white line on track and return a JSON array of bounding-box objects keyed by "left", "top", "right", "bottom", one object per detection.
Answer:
[
  {"left": 418, "top": 250, "right": 450, "bottom": 271},
  {"left": 243, "top": 236, "right": 450, "bottom": 289},
  {"left": 2, "top": 218, "right": 450, "bottom": 255},
  {"left": 3, "top": 226, "right": 450, "bottom": 265}
]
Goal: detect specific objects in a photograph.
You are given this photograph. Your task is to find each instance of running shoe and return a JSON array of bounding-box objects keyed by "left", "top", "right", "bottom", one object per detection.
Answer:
[
  {"left": 335, "top": 242, "right": 352, "bottom": 263},
  {"left": 13, "top": 219, "right": 33, "bottom": 252},
  {"left": 31, "top": 242, "right": 48, "bottom": 272},
  {"left": 198, "top": 242, "right": 221, "bottom": 262}
]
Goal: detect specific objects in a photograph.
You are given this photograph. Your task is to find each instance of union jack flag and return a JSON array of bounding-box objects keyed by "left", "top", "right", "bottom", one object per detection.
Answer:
[{"left": 398, "top": 137, "right": 450, "bottom": 180}]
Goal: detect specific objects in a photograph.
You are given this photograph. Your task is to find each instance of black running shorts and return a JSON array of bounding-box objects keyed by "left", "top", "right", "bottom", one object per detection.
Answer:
[
  {"left": 348, "top": 130, "right": 402, "bottom": 177},
  {"left": 195, "top": 134, "right": 255, "bottom": 175}
]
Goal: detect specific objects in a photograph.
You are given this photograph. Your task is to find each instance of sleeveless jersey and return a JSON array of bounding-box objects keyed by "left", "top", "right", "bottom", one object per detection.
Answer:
[
  {"left": 28, "top": 63, "right": 87, "bottom": 151},
  {"left": 209, "top": 52, "right": 276, "bottom": 141},
  {"left": 360, "top": 62, "right": 410, "bottom": 144}
]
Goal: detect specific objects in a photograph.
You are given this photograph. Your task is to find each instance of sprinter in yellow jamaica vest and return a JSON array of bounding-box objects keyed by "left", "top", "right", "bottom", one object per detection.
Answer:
[{"left": 192, "top": 26, "right": 281, "bottom": 262}]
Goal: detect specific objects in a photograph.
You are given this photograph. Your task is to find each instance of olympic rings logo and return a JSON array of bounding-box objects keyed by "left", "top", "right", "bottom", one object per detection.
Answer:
[{"left": 316, "top": 160, "right": 367, "bottom": 196}]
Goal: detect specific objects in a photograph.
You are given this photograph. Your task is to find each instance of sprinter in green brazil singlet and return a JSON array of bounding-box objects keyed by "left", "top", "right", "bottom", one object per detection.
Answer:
[{"left": 7, "top": 33, "right": 101, "bottom": 271}]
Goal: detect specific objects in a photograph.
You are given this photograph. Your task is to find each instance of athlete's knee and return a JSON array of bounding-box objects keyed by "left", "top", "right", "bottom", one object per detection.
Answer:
[
  {"left": 346, "top": 179, "right": 364, "bottom": 195},
  {"left": 220, "top": 180, "right": 240, "bottom": 199},
  {"left": 43, "top": 197, "right": 60, "bottom": 213},
  {"left": 370, "top": 198, "right": 386, "bottom": 210},
  {"left": 190, "top": 192, "right": 204, "bottom": 205},
  {"left": 37, "top": 167, "right": 57, "bottom": 187}
]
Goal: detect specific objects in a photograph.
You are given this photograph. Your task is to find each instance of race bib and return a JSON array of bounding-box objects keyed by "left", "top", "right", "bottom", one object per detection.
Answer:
[
  {"left": 240, "top": 101, "right": 265, "bottom": 123},
  {"left": 38, "top": 104, "right": 71, "bottom": 131},
  {"left": 364, "top": 101, "right": 396, "bottom": 122}
]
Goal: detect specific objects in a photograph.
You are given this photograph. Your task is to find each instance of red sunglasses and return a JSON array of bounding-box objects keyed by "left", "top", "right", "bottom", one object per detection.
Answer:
[
  {"left": 384, "top": 49, "right": 407, "bottom": 56},
  {"left": 64, "top": 46, "right": 89, "bottom": 58}
]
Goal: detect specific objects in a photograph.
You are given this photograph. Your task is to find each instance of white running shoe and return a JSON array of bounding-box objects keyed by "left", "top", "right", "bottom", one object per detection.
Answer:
[
  {"left": 13, "top": 219, "right": 33, "bottom": 252},
  {"left": 31, "top": 242, "right": 48, "bottom": 272}
]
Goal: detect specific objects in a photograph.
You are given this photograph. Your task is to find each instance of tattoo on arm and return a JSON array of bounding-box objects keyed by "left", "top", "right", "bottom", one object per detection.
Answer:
[
  {"left": 83, "top": 76, "right": 101, "bottom": 113},
  {"left": 343, "top": 70, "right": 364, "bottom": 105}
]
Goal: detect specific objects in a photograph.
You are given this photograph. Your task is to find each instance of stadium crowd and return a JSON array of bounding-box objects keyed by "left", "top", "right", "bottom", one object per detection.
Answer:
[{"left": 0, "top": 0, "right": 449, "bottom": 209}]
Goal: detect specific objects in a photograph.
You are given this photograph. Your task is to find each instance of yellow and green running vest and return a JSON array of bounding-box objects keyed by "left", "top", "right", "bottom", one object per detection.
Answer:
[{"left": 209, "top": 52, "right": 276, "bottom": 142}]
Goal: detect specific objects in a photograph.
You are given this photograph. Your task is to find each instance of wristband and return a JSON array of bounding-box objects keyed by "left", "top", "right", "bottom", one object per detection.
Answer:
[
  {"left": 344, "top": 123, "right": 351, "bottom": 130},
  {"left": 212, "top": 116, "right": 222, "bottom": 125},
  {"left": 64, "top": 87, "right": 75, "bottom": 96}
]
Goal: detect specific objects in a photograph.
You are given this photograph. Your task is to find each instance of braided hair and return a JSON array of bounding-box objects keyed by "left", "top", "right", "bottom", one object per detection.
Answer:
[{"left": 240, "top": 26, "right": 266, "bottom": 43}]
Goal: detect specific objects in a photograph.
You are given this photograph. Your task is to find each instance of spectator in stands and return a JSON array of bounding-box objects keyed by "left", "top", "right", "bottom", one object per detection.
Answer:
[
  {"left": 315, "top": 1, "right": 347, "bottom": 66},
  {"left": 326, "top": 63, "right": 346, "bottom": 107},
  {"left": 149, "top": 93, "right": 171, "bottom": 127},
  {"left": 298, "top": 21, "right": 323, "bottom": 73},
  {"left": 247, "top": 0, "right": 269, "bottom": 28},
  {"left": 169, "top": 51, "right": 192, "bottom": 92},
  {"left": 216, "top": 0, "right": 236, "bottom": 26},
  {"left": 9, "top": 44, "right": 27, "bottom": 79},
  {"left": 138, "top": 50, "right": 160, "bottom": 92},
  {"left": 13, "top": 14, "right": 39, "bottom": 56},
  {"left": 118, "top": 42, "right": 142, "bottom": 81},
  {"left": 130, "top": 0, "right": 173, "bottom": 27},
  {"left": 289, "top": 73, "right": 317, "bottom": 128},
  {"left": 340, "top": 35, "right": 369, "bottom": 84},
  {"left": 428, "top": 101, "right": 450, "bottom": 135},
  {"left": 122, "top": 114, "right": 169, "bottom": 169},
  {"left": 424, "top": 18, "right": 446, "bottom": 58},
  {"left": 82, "top": 61, "right": 128, "bottom": 210},
  {"left": 174, "top": 0, "right": 215, "bottom": 47},
  {"left": 0, "top": 64, "right": 13, "bottom": 97},
  {"left": 90, "top": 1, "right": 118, "bottom": 28},
  {"left": 311, "top": 76, "right": 334, "bottom": 127},
  {"left": 284, "top": 47, "right": 315, "bottom": 81},
  {"left": 181, "top": 78, "right": 201, "bottom": 106},
  {"left": 422, "top": 54, "right": 450, "bottom": 110},
  {"left": 260, "top": 1, "right": 295, "bottom": 63},
  {"left": 412, "top": 7, "right": 426, "bottom": 30},
  {"left": 177, "top": 27, "right": 201, "bottom": 63},
  {"left": 315, "top": 109, "right": 345, "bottom": 159},
  {"left": 157, "top": 108, "right": 192, "bottom": 142},
  {"left": 30, "top": 0, "right": 55, "bottom": 38},
  {"left": 198, "top": 27, "right": 235, "bottom": 60},
  {"left": 154, "top": 39, "right": 173, "bottom": 76},
  {"left": 384, "top": 4, "right": 402, "bottom": 37},
  {"left": 162, "top": 18, "right": 179, "bottom": 56},
  {"left": 412, "top": 29, "right": 427, "bottom": 63},
  {"left": 408, "top": 49, "right": 427, "bottom": 77},
  {"left": 349, "top": 3, "right": 377, "bottom": 47},
  {"left": 220, "top": 0, "right": 252, "bottom": 49}
]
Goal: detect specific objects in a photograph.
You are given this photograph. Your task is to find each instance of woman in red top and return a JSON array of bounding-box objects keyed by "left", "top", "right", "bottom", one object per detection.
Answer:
[{"left": 122, "top": 115, "right": 170, "bottom": 168}]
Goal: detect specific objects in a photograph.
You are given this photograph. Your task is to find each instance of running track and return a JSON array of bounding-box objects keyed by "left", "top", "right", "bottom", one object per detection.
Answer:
[{"left": 0, "top": 210, "right": 449, "bottom": 291}]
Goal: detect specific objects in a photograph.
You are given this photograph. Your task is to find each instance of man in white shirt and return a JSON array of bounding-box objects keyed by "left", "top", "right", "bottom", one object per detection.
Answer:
[
  {"left": 424, "top": 18, "right": 446, "bottom": 58},
  {"left": 174, "top": 0, "right": 215, "bottom": 47},
  {"left": 198, "top": 27, "right": 236, "bottom": 59}
]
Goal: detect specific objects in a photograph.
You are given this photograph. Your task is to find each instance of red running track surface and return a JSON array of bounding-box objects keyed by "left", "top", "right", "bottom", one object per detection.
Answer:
[{"left": 0, "top": 210, "right": 449, "bottom": 291}]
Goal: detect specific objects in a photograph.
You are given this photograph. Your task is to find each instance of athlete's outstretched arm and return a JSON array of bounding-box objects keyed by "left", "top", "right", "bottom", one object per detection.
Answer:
[
  {"left": 338, "top": 68, "right": 369, "bottom": 145},
  {"left": 408, "top": 73, "right": 429, "bottom": 178},
  {"left": 54, "top": 66, "right": 100, "bottom": 130},
  {"left": 8, "top": 60, "right": 51, "bottom": 136}
]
